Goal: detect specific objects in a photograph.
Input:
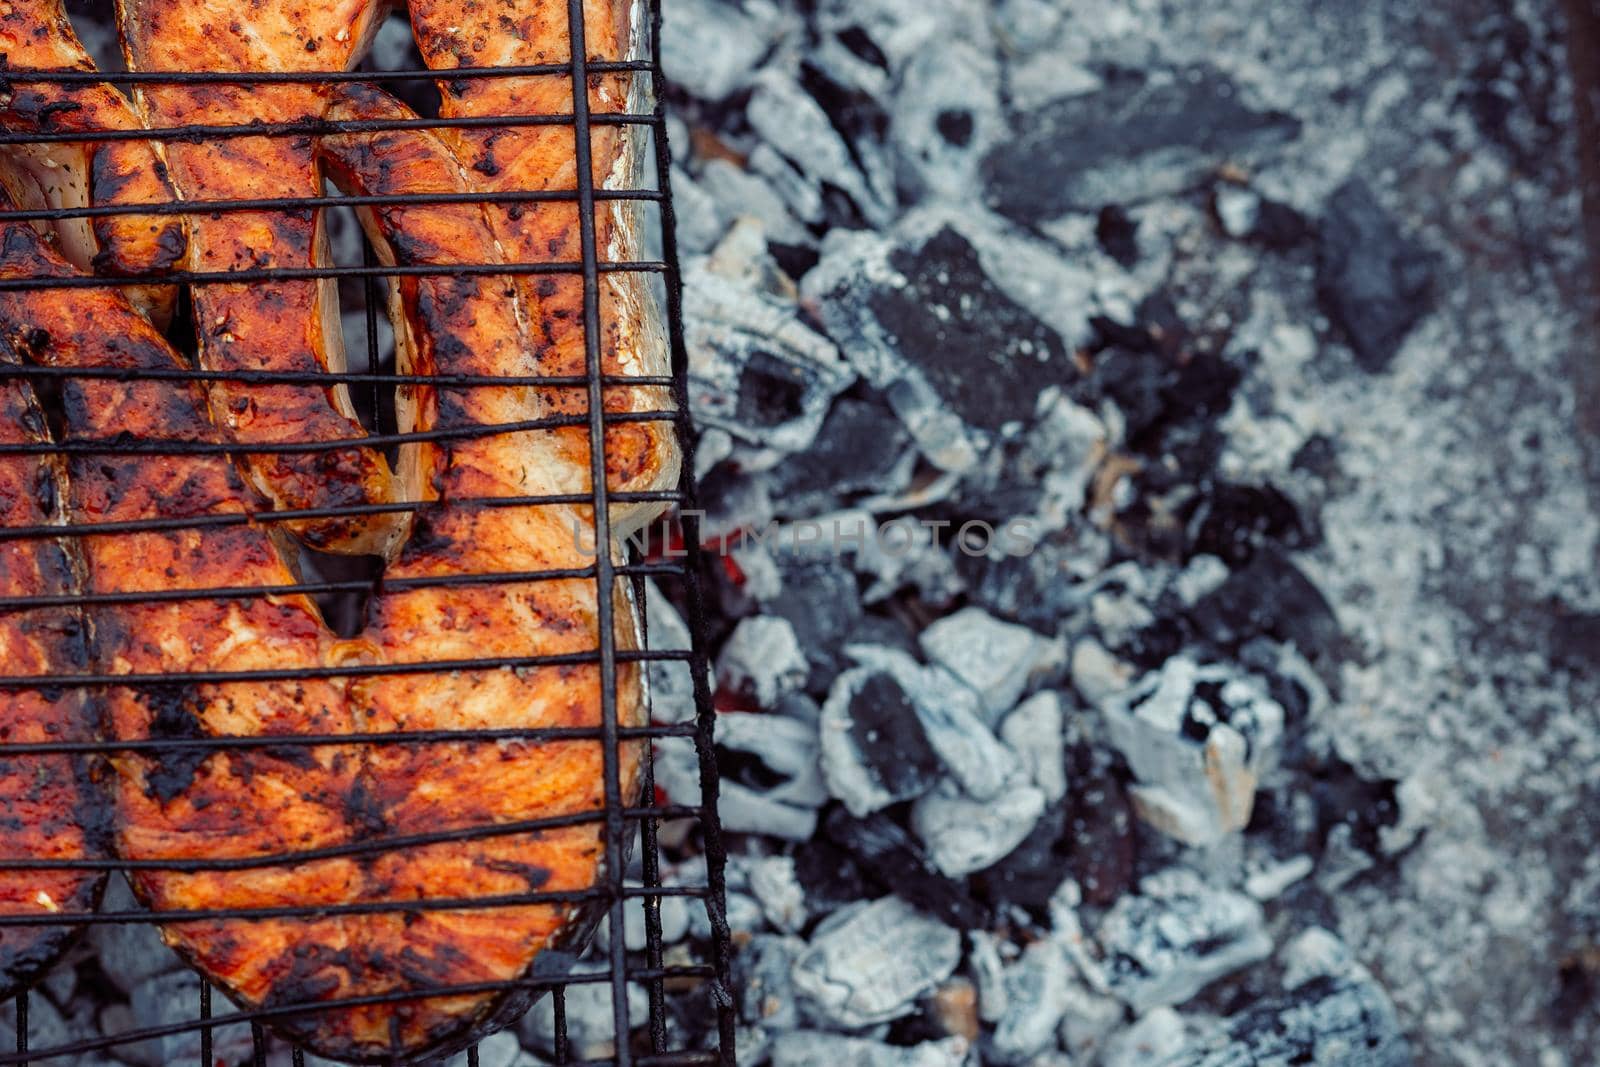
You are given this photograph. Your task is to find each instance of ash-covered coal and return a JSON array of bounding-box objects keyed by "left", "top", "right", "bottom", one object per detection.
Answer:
[{"left": 650, "top": 0, "right": 1600, "bottom": 1064}]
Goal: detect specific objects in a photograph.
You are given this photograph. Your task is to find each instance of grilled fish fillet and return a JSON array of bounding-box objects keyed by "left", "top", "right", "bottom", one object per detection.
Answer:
[
  {"left": 407, "top": 0, "right": 680, "bottom": 535},
  {"left": 0, "top": 0, "right": 186, "bottom": 325},
  {"left": 0, "top": 181, "right": 108, "bottom": 995},
  {"left": 0, "top": 117, "right": 643, "bottom": 1063},
  {"left": 114, "top": 0, "right": 408, "bottom": 554}
]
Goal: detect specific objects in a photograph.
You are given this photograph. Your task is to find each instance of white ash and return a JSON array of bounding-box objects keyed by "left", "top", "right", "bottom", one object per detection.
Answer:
[
  {"left": 746, "top": 855, "right": 809, "bottom": 934},
  {"left": 521, "top": 980, "right": 649, "bottom": 1060},
  {"left": 910, "top": 774, "right": 1047, "bottom": 878},
  {"left": 791, "top": 897, "right": 962, "bottom": 1028},
  {"left": 643, "top": 581, "right": 699, "bottom": 725},
  {"left": 988, "top": 939, "right": 1074, "bottom": 1064},
  {"left": 1089, "top": 869, "right": 1274, "bottom": 1013},
  {"left": 998, "top": 690, "right": 1069, "bottom": 805},
  {"left": 918, "top": 607, "right": 1065, "bottom": 723},
  {"left": 1100, "top": 657, "right": 1285, "bottom": 846},
  {"left": 660, "top": 0, "right": 788, "bottom": 102}
]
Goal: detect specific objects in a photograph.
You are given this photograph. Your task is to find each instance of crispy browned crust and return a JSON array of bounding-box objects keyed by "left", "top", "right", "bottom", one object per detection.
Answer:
[
  {"left": 0, "top": 0, "right": 187, "bottom": 324},
  {"left": 407, "top": 0, "right": 680, "bottom": 538},
  {"left": 0, "top": 271, "right": 109, "bottom": 998},
  {"left": 0, "top": 103, "right": 643, "bottom": 1061},
  {"left": 114, "top": 0, "right": 406, "bottom": 554}
]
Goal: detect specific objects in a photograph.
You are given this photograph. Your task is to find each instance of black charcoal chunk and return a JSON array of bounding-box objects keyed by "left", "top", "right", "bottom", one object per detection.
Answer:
[
  {"left": 824, "top": 809, "right": 990, "bottom": 929},
  {"left": 1315, "top": 180, "right": 1434, "bottom": 372},
  {"left": 1162, "top": 974, "right": 1412, "bottom": 1066},
  {"left": 1189, "top": 546, "right": 1343, "bottom": 676},
  {"left": 768, "top": 396, "right": 916, "bottom": 513},
  {"left": 982, "top": 67, "right": 1301, "bottom": 220}
]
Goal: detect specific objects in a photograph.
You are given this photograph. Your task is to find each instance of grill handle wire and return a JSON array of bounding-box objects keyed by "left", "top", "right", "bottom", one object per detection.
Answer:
[{"left": 0, "top": 0, "right": 740, "bottom": 1061}]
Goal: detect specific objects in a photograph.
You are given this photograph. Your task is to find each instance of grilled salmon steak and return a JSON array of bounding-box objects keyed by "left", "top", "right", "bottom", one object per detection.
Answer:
[
  {"left": 0, "top": 99, "right": 645, "bottom": 1064},
  {"left": 0, "top": 0, "right": 187, "bottom": 324},
  {"left": 0, "top": 200, "right": 108, "bottom": 994},
  {"left": 408, "top": 0, "right": 680, "bottom": 535},
  {"left": 115, "top": 0, "right": 408, "bottom": 554}
]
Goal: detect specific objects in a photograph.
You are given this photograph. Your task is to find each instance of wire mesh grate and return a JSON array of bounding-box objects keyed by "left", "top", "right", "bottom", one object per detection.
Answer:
[{"left": 0, "top": 0, "right": 737, "bottom": 1063}]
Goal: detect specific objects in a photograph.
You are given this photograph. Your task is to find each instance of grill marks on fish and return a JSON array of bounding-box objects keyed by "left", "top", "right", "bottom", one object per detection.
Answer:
[
  {"left": 0, "top": 88, "right": 644, "bottom": 1056},
  {"left": 115, "top": 0, "right": 407, "bottom": 554},
  {"left": 407, "top": 0, "right": 680, "bottom": 538},
  {"left": 0, "top": 0, "right": 187, "bottom": 326},
  {"left": 0, "top": 311, "right": 108, "bottom": 999}
]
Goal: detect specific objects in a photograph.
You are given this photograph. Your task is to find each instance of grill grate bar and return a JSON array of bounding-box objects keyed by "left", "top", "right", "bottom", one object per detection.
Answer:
[
  {"left": 3, "top": 60, "right": 649, "bottom": 86},
  {"left": 0, "top": 257, "right": 665, "bottom": 290}
]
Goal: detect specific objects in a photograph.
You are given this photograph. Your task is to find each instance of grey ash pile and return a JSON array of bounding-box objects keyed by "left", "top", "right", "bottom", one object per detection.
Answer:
[{"left": 646, "top": 0, "right": 1600, "bottom": 1065}]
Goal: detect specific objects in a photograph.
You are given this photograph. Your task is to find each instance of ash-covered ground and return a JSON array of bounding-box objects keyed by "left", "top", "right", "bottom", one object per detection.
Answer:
[{"left": 645, "top": 0, "right": 1600, "bottom": 1064}]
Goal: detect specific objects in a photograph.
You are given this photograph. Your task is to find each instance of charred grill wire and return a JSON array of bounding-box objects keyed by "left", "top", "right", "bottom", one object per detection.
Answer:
[{"left": 0, "top": 1, "right": 738, "bottom": 1064}]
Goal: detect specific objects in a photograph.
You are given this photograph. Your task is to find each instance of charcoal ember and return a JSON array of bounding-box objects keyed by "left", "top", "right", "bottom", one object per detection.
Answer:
[
  {"left": 87, "top": 877, "right": 184, "bottom": 996},
  {"left": 890, "top": 41, "right": 1006, "bottom": 202},
  {"left": 982, "top": 66, "right": 1299, "bottom": 220},
  {"left": 766, "top": 396, "right": 917, "bottom": 515},
  {"left": 1188, "top": 546, "right": 1343, "bottom": 680},
  {"left": 1019, "top": 392, "right": 1109, "bottom": 528},
  {"left": 522, "top": 981, "right": 649, "bottom": 1060},
  {"left": 929, "top": 976, "right": 981, "bottom": 1041},
  {"left": 747, "top": 70, "right": 894, "bottom": 228},
  {"left": 998, "top": 691, "right": 1068, "bottom": 804},
  {"left": 695, "top": 159, "right": 815, "bottom": 248},
  {"left": 1092, "top": 869, "right": 1274, "bottom": 1012},
  {"left": 801, "top": 220, "right": 1086, "bottom": 466},
  {"left": 655, "top": 734, "right": 819, "bottom": 842},
  {"left": 1315, "top": 180, "right": 1434, "bottom": 372},
  {"left": 820, "top": 669, "right": 945, "bottom": 814},
  {"left": 660, "top": 0, "right": 783, "bottom": 101},
  {"left": 1101, "top": 657, "right": 1285, "bottom": 847},
  {"left": 734, "top": 934, "right": 806, "bottom": 1031},
  {"left": 769, "top": 1032, "right": 971, "bottom": 1067},
  {"left": 717, "top": 615, "right": 810, "bottom": 708},
  {"left": 643, "top": 581, "right": 700, "bottom": 725},
  {"left": 1188, "top": 484, "right": 1317, "bottom": 567},
  {"left": 824, "top": 809, "right": 989, "bottom": 928},
  {"left": 685, "top": 262, "right": 854, "bottom": 452},
  {"left": 964, "top": 526, "right": 1112, "bottom": 633},
  {"left": 918, "top": 606, "right": 1066, "bottom": 722},
  {"left": 846, "top": 646, "right": 1019, "bottom": 800},
  {"left": 792, "top": 836, "right": 873, "bottom": 917},
  {"left": 910, "top": 773, "right": 1048, "bottom": 877},
  {"left": 717, "top": 710, "right": 829, "bottom": 811},
  {"left": 989, "top": 940, "right": 1074, "bottom": 1063},
  {"left": 791, "top": 896, "right": 962, "bottom": 1028},
  {"left": 765, "top": 558, "right": 866, "bottom": 693}
]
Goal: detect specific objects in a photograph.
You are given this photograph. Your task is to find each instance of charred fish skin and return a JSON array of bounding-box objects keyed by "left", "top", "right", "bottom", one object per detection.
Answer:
[
  {"left": 114, "top": 0, "right": 407, "bottom": 555},
  {"left": 0, "top": 312, "right": 110, "bottom": 1000},
  {"left": 0, "top": 0, "right": 187, "bottom": 324},
  {"left": 0, "top": 99, "right": 644, "bottom": 1063},
  {"left": 407, "top": 0, "right": 681, "bottom": 539}
]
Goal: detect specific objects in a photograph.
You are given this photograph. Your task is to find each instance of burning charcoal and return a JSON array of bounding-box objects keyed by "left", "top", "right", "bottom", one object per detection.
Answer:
[
  {"left": 87, "top": 877, "right": 185, "bottom": 996},
  {"left": 930, "top": 977, "right": 981, "bottom": 1041},
  {"left": 820, "top": 668, "right": 945, "bottom": 814},
  {"left": 644, "top": 581, "right": 700, "bottom": 726},
  {"left": 1215, "top": 186, "right": 1262, "bottom": 239},
  {"left": 1101, "top": 657, "right": 1285, "bottom": 846},
  {"left": 965, "top": 527, "right": 1113, "bottom": 633},
  {"left": 696, "top": 161, "right": 815, "bottom": 250},
  {"left": 655, "top": 734, "right": 819, "bottom": 841},
  {"left": 792, "top": 836, "right": 873, "bottom": 917},
  {"left": 890, "top": 41, "right": 1006, "bottom": 202},
  {"left": 910, "top": 774, "right": 1047, "bottom": 877},
  {"left": 686, "top": 262, "right": 854, "bottom": 453},
  {"left": 719, "top": 710, "right": 829, "bottom": 809},
  {"left": 660, "top": 0, "right": 783, "bottom": 101},
  {"left": 767, "top": 396, "right": 918, "bottom": 515},
  {"left": 989, "top": 940, "right": 1074, "bottom": 1063},
  {"left": 1071, "top": 638, "right": 1139, "bottom": 707},
  {"left": 981, "top": 66, "right": 1300, "bottom": 220},
  {"left": 1092, "top": 869, "right": 1274, "bottom": 1012},
  {"left": 522, "top": 981, "right": 649, "bottom": 1060},
  {"left": 717, "top": 615, "right": 810, "bottom": 708},
  {"left": 1316, "top": 180, "right": 1434, "bottom": 372},
  {"left": 669, "top": 164, "right": 726, "bottom": 255},
  {"left": 919, "top": 607, "right": 1066, "bottom": 722},
  {"left": 801, "top": 222, "right": 1083, "bottom": 468},
  {"left": 735, "top": 934, "right": 806, "bottom": 1031},
  {"left": 766, "top": 557, "right": 866, "bottom": 694},
  {"left": 823, "top": 809, "right": 990, "bottom": 929},
  {"left": 126, "top": 971, "right": 253, "bottom": 1066},
  {"left": 769, "top": 1032, "right": 972, "bottom": 1067},
  {"left": 999, "top": 691, "right": 1069, "bottom": 804},
  {"left": 747, "top": 855, "right": 808, "bottom": 934},
  {"left": 968, "top": 930, "right": 1009, "bottom": 1023},
  {"left": 747, "top": 71, "right": 894, "bottom": 228},
  {"left": 1057, "top": 977, "right": 1128, "bottom": 1063},
  {"left": 791, "top": 897, "right": 962, "bottom": 1028},
  {"left": 847, "top": 646, "right": 1020, "bottom": 800}
]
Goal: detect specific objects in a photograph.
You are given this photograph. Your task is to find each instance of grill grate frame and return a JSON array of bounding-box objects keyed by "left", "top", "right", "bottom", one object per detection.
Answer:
[{"left": 0, "top": 0, "right": 738, "bottom": 1063}]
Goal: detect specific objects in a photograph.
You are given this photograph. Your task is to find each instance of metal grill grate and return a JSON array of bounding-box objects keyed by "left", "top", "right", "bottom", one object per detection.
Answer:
[{"left": 0, "top": 0, "right": 737, "bottom": 1063}]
